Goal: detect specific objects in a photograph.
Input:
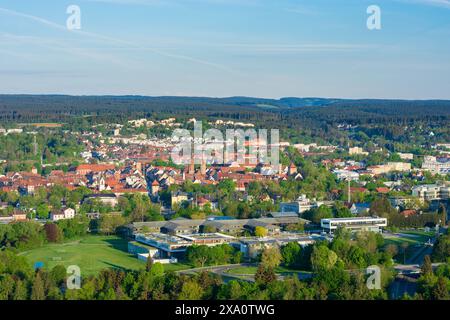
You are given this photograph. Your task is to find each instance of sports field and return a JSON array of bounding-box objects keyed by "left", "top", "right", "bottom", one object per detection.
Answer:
[
  {"left": 19, "top": 235, "right": 146, "bottom": 275},
  {"left": 19, "top": 235, "right": 193, "bottom": 275}
]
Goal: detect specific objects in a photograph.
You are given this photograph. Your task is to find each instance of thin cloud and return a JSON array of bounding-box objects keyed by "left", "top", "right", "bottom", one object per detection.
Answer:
[
  {"left": 0, "top": 6, "right": 236, "bottom": 73},
  {"left": 399, "top": 0, "right": 450, "bottom": 8}
]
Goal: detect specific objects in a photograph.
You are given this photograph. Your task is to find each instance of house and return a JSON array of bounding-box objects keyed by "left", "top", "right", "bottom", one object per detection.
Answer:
[
  {"left": 50, "top": 211, "right": 65, "bottom": 221},
  {"left": 400, "top": 209, "right": 417, "bottom": 218},
  {"left": 422, "top": 156, "right": 450, "bottom": 174},
  {"left": 75, "top": 164, "right": 116, "bottom": 175},
  {"left": 151, "top": 180, "right": 160, "bottom": 195},
  {"left": 350, "top": 203, "right": 371, "bottom": 215},
  {"left": 376, "top": 187, "right": 390, "bottom": 194},
  {"left": 349, "top": 147, "right": 368, "bottom": 156},
  {"left": 12, "top": 210, "right": 27, "bottom": 221},
  {"left": 83, "top": 194, "right": 118, "bottom": 207},
  {"left": 171, "top": 191, "right": 189, "bottom": 208},
  {"left": 412, "top": 184, "right": 450, "bottom": 201},
  {"left": 280, "top": 195, "right": 316, "bottom": 214},
  {"left": 196, "top": 197, "right": 211, "bottom": 209},
  {"left": 50, "top": 207, "right": 75, "bottom": 221},
  {"left": 288, "top": 163, "right": 298, "bottom": 176}
]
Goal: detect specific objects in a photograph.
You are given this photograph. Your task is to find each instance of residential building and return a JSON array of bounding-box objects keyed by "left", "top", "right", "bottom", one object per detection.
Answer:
[
  {"left": 280, "top": 195, "right": 316, "bottom": 214},
  {"left": 50, "top": 207, "right": 75, "bottom": 221},
  {"left": 398, "top": 153, "right": 414, "bottom": 160},
  {"left": 422, "top": 156, "right": 450, "bottom": 174},
  {"left": 412, "top": 184, "right": 450, "bottom": 201},
  {"left": 349, "top": 147, "right": 368, "bottom": 156},
  {"left": 171, "top": 191, "right": 189, "bottom": 208}
]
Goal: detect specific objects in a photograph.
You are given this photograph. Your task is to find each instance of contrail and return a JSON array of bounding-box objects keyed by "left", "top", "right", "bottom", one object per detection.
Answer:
[{"left": 0, "top": 6, "right": 237, "bottom": 73}]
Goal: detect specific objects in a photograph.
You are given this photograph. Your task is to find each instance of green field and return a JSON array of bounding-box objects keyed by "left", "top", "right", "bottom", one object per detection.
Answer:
[
  {"left": 19, "top": 235, "right": 192, "bottom": 276},
  {"left": 383, "top": 230, "right": 435, "bottom": 262},
  {"left": 19, "top": 236, "right": 145, "bottom": 275},
  {"left": 226, "top": 265, "right": 310, "bottom": 275}
]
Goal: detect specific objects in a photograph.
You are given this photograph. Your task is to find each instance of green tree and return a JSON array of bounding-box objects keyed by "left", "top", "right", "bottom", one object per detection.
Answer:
[
  {"left": 36, "top": 203, "right": 50, "bottom": 220},
  {"left": 255, "top": 264, "right": 277, "bottom": 285},
  {"left": 431, "top": 277, "right": 449, "bottom": 300},
  {"left": 146, "top": 256, "right": 154, "bottom": 272},
  {"left": 178, "top": 280, "right": 204, "bottom": 300},
  {"left": 310, "top": 245, "right": 338, "bottom": 272},
  {"left": 422, "top": 255, "right": 433, "bottom": 276},
  {"left": 281, "top": 242, "right": 301, "bottom": 268},
  {"left": 13, "top": 280, "right": 28, "bottom": 300},
  {"left": 254, "top": 226, "right": 268, "bottom": 238},
  {"left": 31, "top": 272, "right": 45, "bottom": 300},
  {"left": 261, "top": 247, "right": 282, "bottom": 269}
]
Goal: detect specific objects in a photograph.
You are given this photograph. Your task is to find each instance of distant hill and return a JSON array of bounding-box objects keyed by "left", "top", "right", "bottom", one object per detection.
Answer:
[{"left": 0, "top": 94, "right": 449, "bottom": 124}]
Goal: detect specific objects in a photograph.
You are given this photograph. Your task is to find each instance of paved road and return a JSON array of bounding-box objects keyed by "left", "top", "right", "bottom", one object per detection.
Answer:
[
  {"left": 177, "top": 263, "right": 313, "bottom": 282},
  {"left": 406, "top": 245, "right": 434, "bottom": 265},
  {"left": 389, "top": 275, "right": 419, "bottom": 299}
]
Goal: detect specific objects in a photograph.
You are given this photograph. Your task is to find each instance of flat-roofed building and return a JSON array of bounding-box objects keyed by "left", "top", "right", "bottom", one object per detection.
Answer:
[
  {"left": 201, "top": 219, "right": 248, "bottom": 235},
  {"left": 422, "top": 156, "right": 450, "bottom": 174},
  {"left": 134, "top": 232, "right": 235, "bottom": 258},
  {"left": 240, "top": 234, "right": 319, "bottom": 259},
  {"left": 135, "top": 233, "right": 191, "bottom": 257},
  {"left": 161, "top": 220, "right": 203, "bottom": 235},
  {"left": 280, "top": 195, "right": 315, "bottom": 214},
  {"left": 412, "top": 184, "right": 450, "bottom": 201},
  {"left": 178, "top": 233, "right": 235, "bottom": 246},
  {"left": 127, "top": 217, "right": 308, "bottom": 237},
  {"left": 244, "top": 219, "right": 280, "bottom": 235},
  {"left": 321, "top": 217, "right": 387, "bottom": 233}
]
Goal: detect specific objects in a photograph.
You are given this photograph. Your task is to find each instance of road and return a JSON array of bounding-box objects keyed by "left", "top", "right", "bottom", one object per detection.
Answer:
[
  {"left": 389, "top": 275, "right": 419, "bottom": 299},
  {"left": 177, "top": 263, "right": 313, "bottom": 282}
]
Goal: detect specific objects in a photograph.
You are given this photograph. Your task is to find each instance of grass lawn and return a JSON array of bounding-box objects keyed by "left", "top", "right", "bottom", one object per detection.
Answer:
[
  {"left": 19, "top": 235, "right": 194, "bottom": 276},
  {"left": 19, "top": 235, "right": 146, "bottom": 275},
  {"left": 383, "top": 230, "right": 434, "bottom": 262},
  {"left": 163, "top": 262, "right": 194, "bottom": 272},
  {"left": 226, "top": 265, "right": 310, "bottom": 275}
]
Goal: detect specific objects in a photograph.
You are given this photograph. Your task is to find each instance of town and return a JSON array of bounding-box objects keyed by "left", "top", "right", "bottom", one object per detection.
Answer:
[{"left": 0, "top": 106, "right": 449, "bottom": 300}]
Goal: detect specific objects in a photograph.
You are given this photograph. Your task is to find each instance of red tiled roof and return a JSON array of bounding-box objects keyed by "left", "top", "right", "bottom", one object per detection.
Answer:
[{"left": 376, "top": 187, "right": 390, "bottom": 193}]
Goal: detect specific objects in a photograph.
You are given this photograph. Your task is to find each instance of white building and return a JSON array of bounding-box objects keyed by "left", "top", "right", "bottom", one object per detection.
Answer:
[
  {"left": 333, "top": 169, "right": 360, "bottom": 181},
  {"left": 50, "top": 208, "right": 75, "bottom": 221},
  {"left": 412, "top": 184, "right": 450, "bottom": 201},
  {"left": 321, "top": 217, "right": 387, "bottom": 233},
  {"left": 398, "top": 153, "right": 414, "bottom": 160},
  {"left": 422, "top": 156, "right": 450, "bottom": 174},
  {"left": 280, "top": 195, "right": 315, "bottom": 214},
  {"left": 349, "top": 147, "right": 368, "bottom": 156}
]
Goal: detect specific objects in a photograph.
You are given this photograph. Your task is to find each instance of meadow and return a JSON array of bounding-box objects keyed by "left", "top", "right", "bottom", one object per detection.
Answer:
[{"left": 19, "top": 235, "right": 146, "bottom": 275}]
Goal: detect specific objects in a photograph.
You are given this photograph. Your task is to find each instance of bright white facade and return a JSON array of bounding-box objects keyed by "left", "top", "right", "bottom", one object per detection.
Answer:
[{"left": 321, "top": 217, "right": 387, "bottom": 233}]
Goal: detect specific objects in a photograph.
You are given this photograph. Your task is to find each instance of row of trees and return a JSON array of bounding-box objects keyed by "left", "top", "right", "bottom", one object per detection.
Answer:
[
  {"left": 185, "top": 244, "right": 242, "bottom": 268},
  {"left": 0, "top": 219, "right": 89, "bottom": 250}
]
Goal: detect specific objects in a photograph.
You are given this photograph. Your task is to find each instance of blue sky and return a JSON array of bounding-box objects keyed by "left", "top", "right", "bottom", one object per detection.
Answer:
[{"left": 0, "top": 0, "right": 449, "bottom": 98}]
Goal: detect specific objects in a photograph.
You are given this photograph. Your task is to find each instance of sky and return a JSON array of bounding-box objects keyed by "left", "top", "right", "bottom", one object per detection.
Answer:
[{"left": 0, "top": 0, "right": 449, "bottom": 99}]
